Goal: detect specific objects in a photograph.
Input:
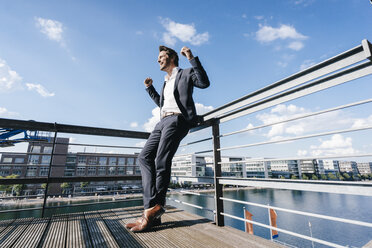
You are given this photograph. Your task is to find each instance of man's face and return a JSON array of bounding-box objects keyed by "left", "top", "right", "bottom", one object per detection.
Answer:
[{"left": 158, "top": 51, "right": 171, "bottom": 71}]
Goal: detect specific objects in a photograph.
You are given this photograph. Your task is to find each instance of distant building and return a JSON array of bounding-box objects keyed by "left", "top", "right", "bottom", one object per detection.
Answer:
[
  {"left": 0, "top": 138, "right": 141, "bottom": 195},
  {"left": 171, "top": 154, "right": 206, "bottom": 178},
  {"left": 356, "top": 162, "right": 372, "bottom": 175},
  {"left": 245, "top": 159, "right": 271, "bottom": 178},
  {"left": 338, "top": 161, "right": 359, "bottom": 175},
  {"left": 220, "top": 156, "right": 245, "bottom": 178},
  {"left": 323, "top": 160, "right": 340, "bottom": 175},
  {"left": 270, "top": 160, "right": 299, "bottom": 178}
]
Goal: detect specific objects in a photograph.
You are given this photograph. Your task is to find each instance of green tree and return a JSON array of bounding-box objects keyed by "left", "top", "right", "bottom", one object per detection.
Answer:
[
  {"left": 302, "top": 174, "right": 309, "bottom": 180},
  {"left": 343, "top": 173, "right": 351, "bottom": 181},
  {"left": 291, "top": 175, "right": 298, "bottom": 179},
  {"left": 60, "top": 182, "right": 72, "bottom": 194},
  {"left": 41, "top": 183, "right": 47, "bottom": 190},
  {"left": 327, "top": 173, "right": 337, "bottom": 180},
  {"left": 321, "top": 174, "right": 328, "bottom": 180},
  {"left": 312, "top": 175, "right": 319, "bottom": 180},
  {"left": 80, "top": 182, "right": 89, "bottom": 188}
]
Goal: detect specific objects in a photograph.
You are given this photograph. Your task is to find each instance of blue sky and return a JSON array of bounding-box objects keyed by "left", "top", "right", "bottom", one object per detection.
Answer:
[{"left": 1, "top": 0, "right": 372, "bottom": 161}]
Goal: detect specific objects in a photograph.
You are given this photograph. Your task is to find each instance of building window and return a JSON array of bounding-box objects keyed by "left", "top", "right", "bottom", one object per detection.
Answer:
[
  {"left": 98, "top": 167, "right": 106, "bottom": 175},
  {"left": 43, "top": 146, "right": 53, "bottom": 154},
  {"left": 41, "top": 155, "right": 51, "bottom": 165},
  {"left": 0, "top": 171, "right": 10, "bottom": 176},
  {"left": 12, "top": 170, "right": 22, "bottom": 175},
  {"left": 26, "top": 167, "right": 37, "bottom": 177},
  {"left": 126, "top": 166, "right": 134, "bottom": 175},
  {"left": 28, "top": 155, "right": 39, "bottom": 165},
  {"left": 77, "top": 167, "right": 86, "bottom": 176},
  {"left": 109, "top": 157, "right": 117, "bottom": 165},
  {"left": 39, "top": 167, "right": 49, "bottom": 176},
  {"left": 127, "top": 158, "right": 134, "bottom": 165},
  {"left": 88, "top": 167, "right": 96, "bottom": 175},
  {"left": 118, "top": 167, "right": 125, "bottom": 175},
  {"left": 2, "top": 157, "right": 12, "bottom": 163},
  {"left": 118, "top": 157, "right": 125, "bottom": 165},
  {"left": 108, "top": 167, "right": 116, "bottom": 175},
  {"left": 78, "top": 156, "right": 87, "bottom": 165},
  {"left": 30, "top": 146, "right": 41, "bottom": 153},
  {"left": 88, "top": 157, "right": 98, "bottom": 165},
  {"left": 99, "top": 157, "right": 107, "bottom": 165},
  {"left": 135, "top": 166, "right": 141, "bottom": 175},
  {"left": 66, "top": 156, "right": 76, "bottom": 163},
  {"left": 14, "top": 158, "right": 24, "bottom": 164}
]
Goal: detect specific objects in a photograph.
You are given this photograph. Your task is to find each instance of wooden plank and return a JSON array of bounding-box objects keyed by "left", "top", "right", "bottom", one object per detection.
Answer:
[
  {"left": 12, "top": 218, "right": 49, "bottom": 248},
  {"left": 84, "top": 210, "right": 119, "bottom": 248},
  {"left": 41, "top": 215, "right": 68, "bottom": 248},
  {"left": 0, "top": 219, "right": 15, "bottom": 234},
  {"left": 66, "top": 213, "right": 92, "bottom": 248},
  {"left": 114, "top": 207, "right": 174, "bottom": 247},
  {"left": 0, "top": 217, "right": 33, "bottom": 248},
  {"left": 99, "top": 209, "right": 146, "bottom": 248}
]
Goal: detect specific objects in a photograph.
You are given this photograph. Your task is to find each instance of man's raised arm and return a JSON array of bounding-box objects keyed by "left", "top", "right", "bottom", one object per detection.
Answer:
[{"left": 181, "top": 46, "right": 210, "bottom": 89}]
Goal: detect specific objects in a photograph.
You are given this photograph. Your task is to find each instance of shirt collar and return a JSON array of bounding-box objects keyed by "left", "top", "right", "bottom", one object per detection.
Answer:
[{"left": 164, "top": 67, "right": 179, "bottom": 81}]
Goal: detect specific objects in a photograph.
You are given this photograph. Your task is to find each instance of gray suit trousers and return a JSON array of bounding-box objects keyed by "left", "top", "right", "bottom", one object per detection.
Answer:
[{"left": 138, "top": 114, "right": 190, "bottom": 209}]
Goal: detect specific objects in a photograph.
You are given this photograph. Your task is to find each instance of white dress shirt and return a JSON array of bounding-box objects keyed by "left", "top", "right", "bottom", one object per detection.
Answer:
[{"left": 161, "top": 67, "right": 181, "bottom": 116}]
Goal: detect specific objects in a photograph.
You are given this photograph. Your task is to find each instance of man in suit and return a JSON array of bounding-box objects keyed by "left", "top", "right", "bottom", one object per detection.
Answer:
[{"left": 125, "top": 45, "right": 210, "bottom": 232}]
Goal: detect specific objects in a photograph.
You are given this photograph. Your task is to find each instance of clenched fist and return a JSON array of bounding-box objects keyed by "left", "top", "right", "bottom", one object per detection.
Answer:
[
  {"left": 144, "top": 77, "right": 153, "bottom": 87},
  {"left": 180, "top": 46, "right": 194, "bottom": 60}
]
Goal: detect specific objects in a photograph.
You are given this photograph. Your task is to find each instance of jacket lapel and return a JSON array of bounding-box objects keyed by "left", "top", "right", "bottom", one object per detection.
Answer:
[{"left": 174, "top": 68, "right": 182, "bottom": 94}]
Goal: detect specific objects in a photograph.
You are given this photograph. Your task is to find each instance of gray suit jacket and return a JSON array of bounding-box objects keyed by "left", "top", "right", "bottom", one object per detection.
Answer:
[{"left": 146, "top": 56, "right": 210, "bottom": 126}]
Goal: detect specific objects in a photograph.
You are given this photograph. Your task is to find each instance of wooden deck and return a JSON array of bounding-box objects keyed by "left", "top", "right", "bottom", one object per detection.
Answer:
[{"left": 0, "top": 206, "right": 286, "bottom": 248}]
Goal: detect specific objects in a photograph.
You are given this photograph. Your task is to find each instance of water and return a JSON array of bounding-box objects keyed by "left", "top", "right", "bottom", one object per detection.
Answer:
[
  {"left": 169, "top": 188, "right": 372, "bottom": 248},
  {"left": 1, "top": 189, "right": 371, "bottom": 247}
]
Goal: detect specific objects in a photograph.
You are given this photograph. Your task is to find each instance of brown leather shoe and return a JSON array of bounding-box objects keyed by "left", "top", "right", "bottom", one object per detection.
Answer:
[
  {"left": 125, "top": 217, "right": 161, "bottom": 229},
  {"left": 130, "top": 204, "right": 165, "bottom": 232}
]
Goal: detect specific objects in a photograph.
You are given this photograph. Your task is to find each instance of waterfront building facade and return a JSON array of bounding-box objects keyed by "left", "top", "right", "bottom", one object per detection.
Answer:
[
  {"left": 245, "top": 159, "right": 272, "bottom": 178},
  {"left": 338, "top": 161, "right": 359, "bottom": 175},
  {"left": 0, "top": 138, "right": 141, "bottom": 195},
  {"left": 270, "top": 160, "right": 300, "bottom": 178},
  {"left": 356, "top": 162, "right": 372, "bottom": 175},
  {"left": 323, "top": 160, "right": 340, "bottom": 175}
]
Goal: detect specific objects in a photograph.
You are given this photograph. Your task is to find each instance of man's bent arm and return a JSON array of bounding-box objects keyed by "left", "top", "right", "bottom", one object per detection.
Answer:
[
  {"left": 189, "top": 56, "right": 210, "bottom": 89},
  {"left": 146, "top": 85, "right": 161, "bottom": 107}
]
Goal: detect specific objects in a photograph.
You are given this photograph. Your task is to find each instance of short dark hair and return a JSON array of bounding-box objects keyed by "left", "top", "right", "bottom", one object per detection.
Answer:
[{"left": 159, "top": 45, "right": 179, "bottom": 66}]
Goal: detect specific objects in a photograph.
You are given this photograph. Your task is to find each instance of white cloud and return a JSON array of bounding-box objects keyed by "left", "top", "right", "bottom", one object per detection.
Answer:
[
  {"left": 277, "top": 61, "right": 288, "bottom": 68},
  {"left": 300, "top": 59, "right": 316, "bottom": 71},
  {"left": 256, "top": 24, "right": 307, "bottom": 43},
  {"left": 303, "top": 134, "right": 359, "bottom": 157},
  {"left": 130, "top": 122, "right": 139, "bottom": 128},
  {"left": 35, "top": 17, "right": 64, "bottom": 43},
  {"left": 136, "top": 31, "right": 144, "bottom": 35},
  {"left": 26, "top": 83, "right": 55, "bottom": 97},
  {"left": 160, "top": 18, "right": 209, "bottom": 46},
  {"left": 297, "top": 149, "right": 308, "bottom": 156},
  {"left": 0, "top": 58, "right": 23, "bottom": 92},
  {"left": 288, "top": 41, "right": 304, "bottom": 51},
  {"left": 0, "top": 107, "right": 19, "bottom": 118},
  {"left": 143, "top": 107, "right": 160, "bottom": 132},
  {"left": 318, "top": 134, "right": 352, "bottom": 149},
  {"left": 352, "top": 115, "right": 372, "bottom": 129},
  {"left": 255, "top": 104, "right": 354, "bottom": 141},
  {"left": 195, "top": 103, "right": 214, "bottom": 115},
  {"left": 254, "top": 16, "right": 264, "bottom": 20}
]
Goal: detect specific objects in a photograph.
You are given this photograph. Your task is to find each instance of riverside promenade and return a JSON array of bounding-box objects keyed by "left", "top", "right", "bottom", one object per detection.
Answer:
[{"left": 0, "top": 206, "right": 284, "bottom": 248}]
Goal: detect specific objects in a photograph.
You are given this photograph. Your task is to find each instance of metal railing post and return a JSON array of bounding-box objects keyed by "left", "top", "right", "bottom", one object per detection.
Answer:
[
  {"left": 212, "top": 119, "right": 224, "bottom": 226},
  {"left": 41, "top": 123, "right": 58, "bottom": 218}
]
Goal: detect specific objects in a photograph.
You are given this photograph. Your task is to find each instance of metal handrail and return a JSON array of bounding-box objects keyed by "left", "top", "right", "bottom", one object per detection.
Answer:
[
  {"left": 220, "top": 197, "right": 372, "bottom": 228},
  {"left": 221, "top": 212, "right": 345, "bottom": 248},
  {"left": 219, "top": 125, "right": 372, "bottom": 151},
  {"left": 220, "top": 98, "right": 372, "bottom": 137}
]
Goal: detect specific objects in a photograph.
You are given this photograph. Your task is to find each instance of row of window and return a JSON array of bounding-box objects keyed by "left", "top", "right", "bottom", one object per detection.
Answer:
[
  {"left": 76, "top": 156, "right": 136, "bottom": 166},
  {"left": 30, "top": 146, "right": 53, "bottom": 154}
]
